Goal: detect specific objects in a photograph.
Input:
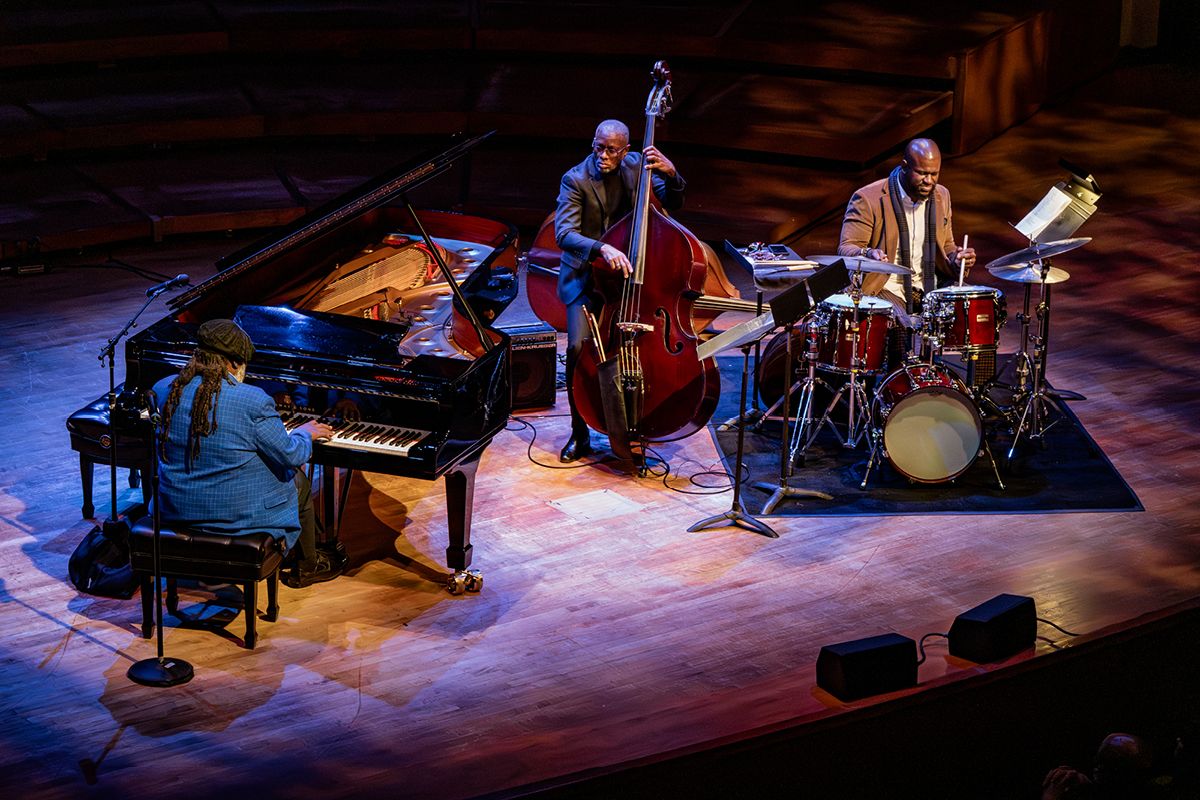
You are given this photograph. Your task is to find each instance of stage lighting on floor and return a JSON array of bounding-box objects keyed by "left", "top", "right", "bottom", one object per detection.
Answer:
[
  {"left": 948, "top": 593, "right": 1036, "bottom": 663},
  {"left": 816, "top": 633, "right": 917, "bottom": 701}
]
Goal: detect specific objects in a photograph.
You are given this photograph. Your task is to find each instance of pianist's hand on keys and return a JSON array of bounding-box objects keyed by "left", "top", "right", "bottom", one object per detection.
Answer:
[{"left": 295, "top": 419, "right": 335, "bottom": 443}]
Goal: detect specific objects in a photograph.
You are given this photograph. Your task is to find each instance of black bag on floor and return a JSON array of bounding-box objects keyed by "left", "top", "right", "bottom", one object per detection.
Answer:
[{"left": 68, "top": 521, "right": 138, "bottom": 599}]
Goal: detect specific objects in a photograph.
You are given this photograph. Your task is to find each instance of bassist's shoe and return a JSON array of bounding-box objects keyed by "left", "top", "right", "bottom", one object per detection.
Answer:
[{"left": 559, "top": 431, "right": 594, "bottom": 463}]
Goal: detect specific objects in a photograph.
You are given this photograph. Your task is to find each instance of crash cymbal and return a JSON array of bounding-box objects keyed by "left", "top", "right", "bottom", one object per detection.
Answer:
[
  {"left": 984, "top": 237, "right": 1091, "bottom": 270},
  {"left": 807, "top": 254, "right": 913, "bottom": 275},
  {"left": 987, "top": 262, "right": 1071, "bottom": 284}
]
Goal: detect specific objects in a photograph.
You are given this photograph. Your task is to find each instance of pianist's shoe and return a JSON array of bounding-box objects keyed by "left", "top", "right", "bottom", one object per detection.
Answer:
[
  {"left": 559, "top": 428, "right": 594, "bottom": 463},
  {"left": 282, "top": 551, "right": 344, "bottom": 589}
]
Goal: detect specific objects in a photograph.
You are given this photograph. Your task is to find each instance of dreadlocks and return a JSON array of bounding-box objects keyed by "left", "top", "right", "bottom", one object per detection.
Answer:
[{"left": 158, "top": 348, "right": 235, "bottom": 467}]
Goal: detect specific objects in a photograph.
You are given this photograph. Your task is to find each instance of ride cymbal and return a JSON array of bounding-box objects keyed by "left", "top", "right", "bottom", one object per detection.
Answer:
[
  {"left": 984, "top": 237, "right": 1090, "bottom": 270},
  {"left": 806, "top": 254, "right": 913, "bottom": 275}
]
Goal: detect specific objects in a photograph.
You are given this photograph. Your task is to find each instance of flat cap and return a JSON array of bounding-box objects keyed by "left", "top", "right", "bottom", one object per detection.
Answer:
[{"left": 197, "top": 319, "right": 255, "bottom": 364}]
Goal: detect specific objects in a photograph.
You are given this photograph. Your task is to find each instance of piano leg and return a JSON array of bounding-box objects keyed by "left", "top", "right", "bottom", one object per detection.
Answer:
[
  {"left": 444, "top": 456, "right": 483, "bottom": 595},
  {"left": 315, "top": 464, "right": 351, "bottom": 567}
]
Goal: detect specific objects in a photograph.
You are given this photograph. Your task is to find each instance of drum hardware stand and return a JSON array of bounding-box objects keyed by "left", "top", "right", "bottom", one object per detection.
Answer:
[
  {"left": 808, "top": 282, "right": 873, "bottom": 450},
  {"left": 1006, "top": 259, "right": 1081, "bottom": 459},
  {"left": 752, "top": 318, "right": 834, "bottom": 514},
  {"left": 689, "top": 340, "right": 778, "bottom": 538},
  {"left": 786, "top": 320, "right": 834, "bottom": 466}
]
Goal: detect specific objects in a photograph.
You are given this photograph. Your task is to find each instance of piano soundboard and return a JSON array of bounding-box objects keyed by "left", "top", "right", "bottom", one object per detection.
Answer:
[{"left": 283, "top": 412, "right": 431, "bottom": 458}]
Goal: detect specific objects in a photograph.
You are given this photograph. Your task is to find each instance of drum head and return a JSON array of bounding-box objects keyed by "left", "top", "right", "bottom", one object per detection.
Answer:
[
  {"left": 882, "top": 385, "right": 982, "bottom": 482},
  {"left": 926, "top": 285, "right": 996, "bottom": 299}
]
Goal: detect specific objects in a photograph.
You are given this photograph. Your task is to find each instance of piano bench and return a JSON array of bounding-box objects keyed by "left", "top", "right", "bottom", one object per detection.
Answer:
[
  {"left": 66, "top": 390, "right": 152, "bottom": 519},
  {"left": 129, "top": 518, "right": 286, "bottom": 650}
]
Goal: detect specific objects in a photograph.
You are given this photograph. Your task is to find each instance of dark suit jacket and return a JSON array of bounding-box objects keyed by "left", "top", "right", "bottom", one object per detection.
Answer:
[
  {"left": 553, "top": 151, "right": 686, "bottom": 305},
  {"left": 838, "top": 177, "right": 958, "bottom": 296}
]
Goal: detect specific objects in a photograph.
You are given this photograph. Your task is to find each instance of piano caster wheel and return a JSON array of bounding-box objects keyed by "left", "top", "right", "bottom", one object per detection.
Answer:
[{"left": 446, "top": 569, "right": 483, "bottom": 595}]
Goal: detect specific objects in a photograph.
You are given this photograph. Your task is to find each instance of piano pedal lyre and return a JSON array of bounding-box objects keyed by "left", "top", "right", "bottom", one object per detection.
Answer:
[{"left": 446, "top": 569, "right": 483, "bottom": 595}]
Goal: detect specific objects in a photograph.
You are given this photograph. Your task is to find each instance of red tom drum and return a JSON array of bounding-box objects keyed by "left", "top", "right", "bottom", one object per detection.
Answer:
[
  {"left": 921, "top": 285, "right": 1006, "bottom": 351},
  {"left": 813, "top": 294, "right": 893, "bottom": 374}
]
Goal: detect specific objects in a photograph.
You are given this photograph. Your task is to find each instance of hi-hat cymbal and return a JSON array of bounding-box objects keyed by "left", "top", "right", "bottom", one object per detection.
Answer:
[
  {"left": 807, "top": 254, "right": 913, "bottom": 275},
  {"left": 987, "top": 262, "right": 1071, "bottom": 284},
  {"left": 984, "top": 237, "right": 1091, "bottom": 270}
]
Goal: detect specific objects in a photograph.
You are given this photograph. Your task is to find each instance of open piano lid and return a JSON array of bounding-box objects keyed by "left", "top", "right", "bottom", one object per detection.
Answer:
[{"left": 167, "top": 131, "right": 495, "bottom": 314}]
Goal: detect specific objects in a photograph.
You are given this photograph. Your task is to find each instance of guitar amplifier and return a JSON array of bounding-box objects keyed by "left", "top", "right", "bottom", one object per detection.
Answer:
[{"left": 498, "top": 320, "right": 558, "bottom": 410}]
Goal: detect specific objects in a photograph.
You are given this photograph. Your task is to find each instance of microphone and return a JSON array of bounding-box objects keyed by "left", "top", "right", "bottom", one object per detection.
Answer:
[{"left": 146, "top": 274, "right": 189, "bottom": 297}]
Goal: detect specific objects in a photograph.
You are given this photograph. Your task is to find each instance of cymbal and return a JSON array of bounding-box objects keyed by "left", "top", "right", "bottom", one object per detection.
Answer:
[
  {"left": 807, "top": 254, "right": 913, "bottom": 275},
  {"left": 987, "top": 262, "right": 1071, "bottom": 284},
  {"left": 984, "top": 237, "right": 1091, "bottom": 270}
]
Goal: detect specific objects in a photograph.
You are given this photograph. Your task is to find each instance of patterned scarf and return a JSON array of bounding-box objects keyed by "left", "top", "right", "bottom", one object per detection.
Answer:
[{"left": 888, "top": 166, "right": 938, "bottom": 312}]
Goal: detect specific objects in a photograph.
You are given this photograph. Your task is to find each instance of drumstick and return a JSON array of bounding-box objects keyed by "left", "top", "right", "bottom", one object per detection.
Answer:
[{"left": 958, "top": 234, "right": 969, "bottom": 286}]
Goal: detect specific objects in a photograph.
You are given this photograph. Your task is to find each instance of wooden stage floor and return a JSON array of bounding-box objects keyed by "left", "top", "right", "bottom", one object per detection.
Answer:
[{"left": 1, "top": 60, "right": 1198, "bottom": 798}]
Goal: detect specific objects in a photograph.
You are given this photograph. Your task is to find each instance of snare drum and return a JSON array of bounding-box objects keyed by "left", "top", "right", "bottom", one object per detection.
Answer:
[
  {"left": 922, "top": 285, "right": 1006, "bottom": 351},
  {"left": 814, "top": 294, "right": 893, "bottom": 374},
  {"left": 873, "top": 363, "right": 982, "bottom": 483}
]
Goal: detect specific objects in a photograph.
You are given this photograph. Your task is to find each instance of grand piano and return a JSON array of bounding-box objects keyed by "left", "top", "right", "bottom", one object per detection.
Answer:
[{"left": 119, "top": 133, "right": 519, "bottom": 593}]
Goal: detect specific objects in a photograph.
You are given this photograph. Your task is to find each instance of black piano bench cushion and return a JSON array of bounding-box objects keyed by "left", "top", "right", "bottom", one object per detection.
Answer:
[
  {"left": 66, "top": 389, "right": 153, "bottom": 461},
  {"left": 129, "top": 520, "right": 286, "bottom": 583}
]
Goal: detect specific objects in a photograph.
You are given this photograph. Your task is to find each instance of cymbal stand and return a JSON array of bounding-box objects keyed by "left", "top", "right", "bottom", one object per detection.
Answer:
[
  {"left": 808, "top": 276, "right": 872, "bottom": 449},
  {"left": 689, "top": 340, "right": 778, "bottom": 538},
  {"left": 753, "top": 318, "right": 834, "bottom": 514},
  {"left": 1007, "top": 259, "right": 1074, "bottom": 458}
]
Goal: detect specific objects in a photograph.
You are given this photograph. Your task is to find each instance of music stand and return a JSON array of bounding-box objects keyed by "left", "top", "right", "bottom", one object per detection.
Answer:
[
  {"left": 690, "top": 312, "right": 779, "bottom": 537},
  {"left": 751, "top": 260, "right": 848, "bottom": 513}
]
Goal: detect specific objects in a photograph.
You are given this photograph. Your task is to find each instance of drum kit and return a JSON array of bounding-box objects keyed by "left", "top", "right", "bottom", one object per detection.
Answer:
[{"left": 749, "top": 237, "right": 1090, "bottom": 493}]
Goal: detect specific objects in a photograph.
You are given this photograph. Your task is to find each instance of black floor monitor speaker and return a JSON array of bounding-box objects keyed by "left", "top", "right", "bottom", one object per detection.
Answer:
[
  {"left": 500, "top": 320, "right": 558, "bottom": 410},
  {"left": 948, "top": 593, "right": 1036, "bottom": 663},
  {"left": 816, "top": 633, "right": 918, "bottom": 701}
]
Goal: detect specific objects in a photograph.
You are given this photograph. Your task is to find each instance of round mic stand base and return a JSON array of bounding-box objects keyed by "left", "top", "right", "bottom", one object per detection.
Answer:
[{"left": 127, "top": 656, "right": 194, "bottom": 687}]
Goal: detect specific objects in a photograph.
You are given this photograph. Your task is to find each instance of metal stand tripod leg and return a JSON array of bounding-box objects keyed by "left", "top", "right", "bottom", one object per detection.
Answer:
[
  {"left": 689, "top": 342, "right": 778, "bottom": 538},
  {"left": 1008, "top": 280, "right": 1068, "bottom": 459},
  {"left": 809, "top": 372, "right": 872, "bottom": 449},
  {"left": 753, "top": 322, "right": 833, "bottom": 514}
]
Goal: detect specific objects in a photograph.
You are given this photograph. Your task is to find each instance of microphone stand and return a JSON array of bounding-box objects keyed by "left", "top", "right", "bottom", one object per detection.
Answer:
[
  {"left": 127, "top": 391, "right": 194, "bottom": 687},
  {"left": 96, "top": 289, "right": 167, "bottom": 534}
]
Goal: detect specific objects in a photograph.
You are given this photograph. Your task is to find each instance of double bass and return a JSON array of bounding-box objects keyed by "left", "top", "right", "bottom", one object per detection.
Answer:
[{"left": 572, "top": 61, "right": 723, "bottom": 458}]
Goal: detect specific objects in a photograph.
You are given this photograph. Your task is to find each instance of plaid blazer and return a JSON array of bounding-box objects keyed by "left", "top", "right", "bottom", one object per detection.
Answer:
[{"left": 153, "top": 374, "right": 313, "bottom": 550}]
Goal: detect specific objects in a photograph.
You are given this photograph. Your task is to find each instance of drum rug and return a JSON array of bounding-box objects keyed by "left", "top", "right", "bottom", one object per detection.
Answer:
[{"left": 706, "top": 356, "right": 1142, "bottom": 516}]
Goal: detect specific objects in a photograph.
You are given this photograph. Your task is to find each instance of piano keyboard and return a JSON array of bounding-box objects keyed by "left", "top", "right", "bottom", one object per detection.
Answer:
[{"left": 283, "top": 412, "right": 431, "bottom": 457}]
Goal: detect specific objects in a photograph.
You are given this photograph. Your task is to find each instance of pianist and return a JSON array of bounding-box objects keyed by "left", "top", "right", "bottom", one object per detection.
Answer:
[{"left": 153, "top": 319, "right": 345, "bottom": 588}]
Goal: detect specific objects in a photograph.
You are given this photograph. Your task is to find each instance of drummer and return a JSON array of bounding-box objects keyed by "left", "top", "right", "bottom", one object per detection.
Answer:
[{"left": 837, "top": 138, "right": 977, "bottom": 331}]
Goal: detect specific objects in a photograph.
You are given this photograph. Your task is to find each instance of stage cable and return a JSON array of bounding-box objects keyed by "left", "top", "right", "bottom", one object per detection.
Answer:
[
  {"left": 1037, "top": 617, "right": 1081, "bottom": 637},
  {"left": 916, "top": 631, "right": 949, "bottom": 666}
]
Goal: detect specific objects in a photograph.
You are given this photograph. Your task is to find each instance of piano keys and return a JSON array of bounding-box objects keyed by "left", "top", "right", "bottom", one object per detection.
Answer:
[{"left": 282, "top": 413, "right": 430, "bottom": 459}]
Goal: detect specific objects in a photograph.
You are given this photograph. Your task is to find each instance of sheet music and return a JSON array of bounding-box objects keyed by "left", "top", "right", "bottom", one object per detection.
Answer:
[{"left": 1015, "top": 186, "right": 1073, "bottom": 241}]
